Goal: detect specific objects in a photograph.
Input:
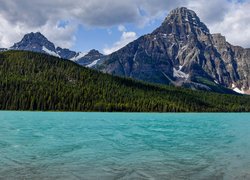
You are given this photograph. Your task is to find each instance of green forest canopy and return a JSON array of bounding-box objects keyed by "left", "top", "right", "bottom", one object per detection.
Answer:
[{"left": 1, "top": 50, "right": 250, "bottom": 112}]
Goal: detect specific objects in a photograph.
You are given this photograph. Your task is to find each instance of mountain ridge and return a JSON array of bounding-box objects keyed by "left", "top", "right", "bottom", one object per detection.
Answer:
[
  {"left": 9, "top": 32, "right": 104, "bottom": 67},
  {"left": 1, "top": 7, "right": 250, "bottom": 95},
  {"left": 98, "top": 7, "right": 250, "bottom": 94}
]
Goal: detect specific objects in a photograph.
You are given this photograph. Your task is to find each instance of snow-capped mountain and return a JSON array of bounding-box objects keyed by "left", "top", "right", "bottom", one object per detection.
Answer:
[
  {"left": 9, "top": 32, "right": 103, "bottom": 66},
  {"left": 56, "top": 47, "right": 78, "bottom": 60},
  {"left": 76, "top": 49, "right": 105, "bottom": 67},
  {"left": 0, "top": 48, "right": 7, "bottom": 52},
  {"left": 4, "top": 8, "right": 250, "bottom": 95},
  {"left": 97, "top": 7, "right": 250, "bottom": 94},
  {"left": 11, "top": 32, "right": 60, "bottom": 57}
]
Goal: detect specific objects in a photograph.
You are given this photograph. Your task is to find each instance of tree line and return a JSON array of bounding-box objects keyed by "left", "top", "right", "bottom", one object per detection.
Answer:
[{"left": 0, "top": 51, "right": 250, "bottom": 112}]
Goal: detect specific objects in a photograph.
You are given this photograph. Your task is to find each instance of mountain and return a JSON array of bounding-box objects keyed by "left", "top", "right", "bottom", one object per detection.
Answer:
[
  {"left": 76, "top": 49, "right": 105, "bottom": 67},
  {"left": 1, "top": 50, "right": 250, "bottom": 112},
  {"left": 98, "top": 7, "right": 250, "bottom": 94},
  {"left": 9, "top": 32, "right": 103, "bottom": 66},
  {"left": 11, "top": 32, "right": 60, "bottom": 57},
  {"left": 0, "top": 48, "right": 7, "bottom": 52},
  {"left": 56, "top": 47, "right": 78, "bottom": 60}
]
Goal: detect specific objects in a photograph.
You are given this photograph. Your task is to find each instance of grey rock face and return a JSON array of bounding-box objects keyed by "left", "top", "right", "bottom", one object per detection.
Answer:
[
  {"left": 10, "top": 32, "right": 77, "bottom": 59},
  {"left": 56, "top": 47, "right": 77, "bottom": 60},
  {"left": 77, "top": 49, "right": 105, "bottom": 67},
  {"left": 0, "top": 48, "right": 7, "bottom": 52},
  {"left": 9, "top": 32, "right": 103, "bottom": 67},
  {"left": 99, "top": 7, "right": 250, "bottom": 94},
  {"left": 11, "top": 32, "right": 57, "bottom": 55},
  {"left": 212, "top": 34, "right": 250, "bottom": 93}
]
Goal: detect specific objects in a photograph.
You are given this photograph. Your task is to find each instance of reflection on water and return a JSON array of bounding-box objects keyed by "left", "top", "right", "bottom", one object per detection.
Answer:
[{"left": 0, "top": 112, "right": 250, "bottom": 179}]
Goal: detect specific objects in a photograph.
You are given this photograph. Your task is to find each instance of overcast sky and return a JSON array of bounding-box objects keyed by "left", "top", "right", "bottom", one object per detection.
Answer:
[{"left": 0, "top": 0, "right": 250, "bottom": 54}]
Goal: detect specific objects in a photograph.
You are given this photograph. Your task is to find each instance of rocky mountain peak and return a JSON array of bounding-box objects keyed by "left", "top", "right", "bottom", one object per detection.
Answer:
[
  {"left": 165, "top": 7, "right": 203, "bottom": 25},
  {"left": 212, "top": 33, "right": 227, "bottom": 46},
  {"left": 168, "top": 7, "right": 196, "bottom": 18},
  {"left": 23, "top": 32, "right": 47, "bottom": 41},
  {"left": 56, "top": 47, "right": 77, "bottom": 60},
  {"left": 16, "top": 32, "right": 51, "bottom": 46},
  {"left": 77, "top": 49, "right": 104, "bottom": 67},
  {"left": 87, "top": 49, "right": 103, "bottom": 56},
  {"left": 154, "top": 7, "right": 209, "bottom": 36},
  {"left": 8, "top": 32, "right": 105, "bottom": 66},
  {"left": 88, "top": 49, "right": 102, "bottom": 55},
  {"left": 98, "top": 7, "right": 250, "bottom": 94},
  {"left": 11, "top": 32, "right": 56, "bottom": 53}
]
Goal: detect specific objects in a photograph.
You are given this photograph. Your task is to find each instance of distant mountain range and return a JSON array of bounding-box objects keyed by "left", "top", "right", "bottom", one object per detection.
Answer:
[
  {"left": 1, "top": 7, "right": 250, "bottom": 95},
  {"left": 2, "top": 32, "right": 105, "bottom": 67}
]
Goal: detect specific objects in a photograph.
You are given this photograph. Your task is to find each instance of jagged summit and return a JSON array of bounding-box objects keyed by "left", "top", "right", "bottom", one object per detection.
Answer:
[
  {"left": 87, "top": 49, "right": 103, "bottom": 56},
  {"left": 98, "top": 7, "right": 250, "bottom": 94},
  {"left": 4, "top": 7, "right": 250, "bottom": 94},
  {"left": 9, "top": 32, "right": 105, "bottom": 66},
  {"left": 77, "top": 49, "right": 104, "bottom": 67},
  {"left": 154, "top": 7, "right": 209, "bottom": 36},
  {"left": 23, "top": 32, "right": 47, "bottom": 40},
  {"left": 168, "top": 7, "right": 195, "bottom": 16},
  {"left": 166, "top": 7, "right": 200, "bottom": 22},
  {"left": 13, "top": 32, "right": 52, "bottom": 47},
  {"left": 11, "top": 32, "right": 56, "bottom": 53}
]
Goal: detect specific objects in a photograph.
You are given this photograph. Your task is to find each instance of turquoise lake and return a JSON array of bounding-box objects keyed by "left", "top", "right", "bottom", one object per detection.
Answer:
[{"left": 0, "top": 112, "right": 250, "bottom": 180}]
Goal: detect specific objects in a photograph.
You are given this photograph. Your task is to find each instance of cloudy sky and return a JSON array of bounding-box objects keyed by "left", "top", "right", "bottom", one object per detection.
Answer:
[{"left": 0, "top": 0, "right": 249, "bottom": 54}]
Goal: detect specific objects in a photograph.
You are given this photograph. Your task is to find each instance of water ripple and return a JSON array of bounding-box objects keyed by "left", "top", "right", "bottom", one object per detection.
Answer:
[{"left": 0, "top": 112, "right": 250, "bottom": 179}]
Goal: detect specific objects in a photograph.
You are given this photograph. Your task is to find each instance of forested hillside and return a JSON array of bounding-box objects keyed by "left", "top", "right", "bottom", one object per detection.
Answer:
[{"left": 0, "top": 51, "right": 250, "bottom": 112}]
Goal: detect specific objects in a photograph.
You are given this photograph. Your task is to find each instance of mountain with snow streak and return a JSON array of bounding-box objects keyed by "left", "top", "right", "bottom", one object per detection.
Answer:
[
  {"left": 97, "top": 7, "right": 250, "bottom": 95},
  {"left": 77, "top": 49, "right": 105, "bottom": 67},
  {"left": 9, "top": 32, "right": 103, "bottom": 67},
  {"left": 4, "top": 8, "right": 250, "bottom": 95},
  {"left": 11, "top": 32, "right": 60, "bottom": 57}
]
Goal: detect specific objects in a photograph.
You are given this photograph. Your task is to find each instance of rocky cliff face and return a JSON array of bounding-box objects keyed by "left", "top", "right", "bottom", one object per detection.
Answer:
[
  {"left": 77, "top": 49, "right": 104, "bottom": 67},
  {"left": 11, "top": 32, "right": 72, "bottom": 59},
  {"left": 11, "top": 32, "right": 56, "bottom": 55},
  {"left": 9, "top": 32, "right": 103, "bottom": 67},
  {"left": 0, "top": 48, "right": 7, "bottom": 52},
  {"left": 212, "top": 34, "right": 250, "bottom": 93},
  {"left": 56, "top": 47, "right": 78, "bottom": 60},
  {"left": 99, "top": 7, "right": 250, "bottom": 94}
]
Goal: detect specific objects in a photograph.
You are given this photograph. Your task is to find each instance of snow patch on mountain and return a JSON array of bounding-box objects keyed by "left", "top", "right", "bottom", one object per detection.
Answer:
[
  {"left": 233, "top": 87, "right": 245, "bottom": 94},
  {"left": 214, "top": 80, "right": 219, "bottom": 84},
  {"left": 232, "top": 84, "right": 245, "bottom": 94},
  {"left": 70, "top": 52, "right": 87, "bottom": 61},
  {"left": 86, "top": 59, "right": 101, "bottom": 68},
  {"left": 173, "top": 67, "right": 189, "bottom": 79},
  {"left": 42, "top": 46, "right": 60, "bottom": 57}
]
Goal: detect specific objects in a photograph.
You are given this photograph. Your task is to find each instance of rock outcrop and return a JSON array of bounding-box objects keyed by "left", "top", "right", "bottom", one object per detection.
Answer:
[{"left": 99, "top": 7, "right": 250, "bottom": 94}]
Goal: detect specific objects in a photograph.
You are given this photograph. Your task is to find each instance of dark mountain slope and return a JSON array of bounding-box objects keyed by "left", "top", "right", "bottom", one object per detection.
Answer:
[
  {"left": 98, "top": 7, "right": 250, "bottom": 94},
  {"left": 76, "top": 49, "right": 105, "bottom": 67},
  {"left": 0, "top": 51, "right": 250, "bottom": 112},
  {"left": 9, "top": 32, "right": 104, "bottom": 66}
]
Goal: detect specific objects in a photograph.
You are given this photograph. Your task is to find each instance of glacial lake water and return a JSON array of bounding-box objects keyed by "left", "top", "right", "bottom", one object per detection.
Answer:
[{"left": 0, "top": 112, "right": 250, "bottom": 180}]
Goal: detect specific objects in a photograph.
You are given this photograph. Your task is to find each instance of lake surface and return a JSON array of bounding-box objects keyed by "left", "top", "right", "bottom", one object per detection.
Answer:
[{"left": 0, "top": 112, "right": 250, "bottom": 180}]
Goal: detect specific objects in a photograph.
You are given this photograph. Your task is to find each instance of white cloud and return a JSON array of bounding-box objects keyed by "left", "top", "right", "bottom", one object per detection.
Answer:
[
  {"left": 1, "top": 0, "right": 250, "bottom": 49},
  {"left": 208, "top": 2, "right": 250, "bottom": 47},
  {"left": 40, "top": 21, "right": 77, "bottom": 48},
  {"left": 103, "top": 30, "right": 137, "bottom": 55},
  {"left": 0, "top": 12, "right": 77, "bottom": 49},
  {"left": 0, "top": 0, "right": 188, "bottom": 48},
  {"left": 118, "top": 25, "right": 127, "bottom": 32},
  {"left": 0, "top": 14, "right": 22, "bottom": 48},
  {"left": 187, "top": 0, "right": 230, "bottom": 24},
  {"left": 187, "top": 0, "right": 250, "bottom": 47}
]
